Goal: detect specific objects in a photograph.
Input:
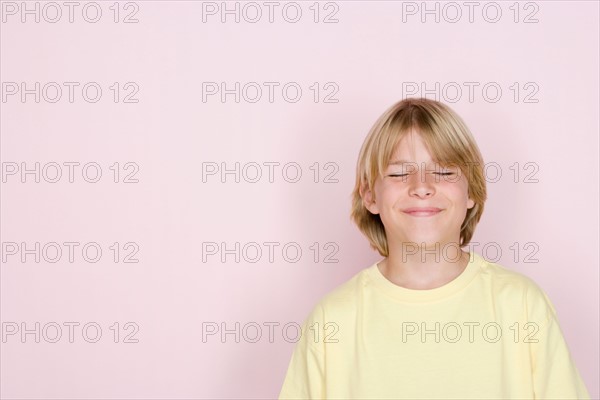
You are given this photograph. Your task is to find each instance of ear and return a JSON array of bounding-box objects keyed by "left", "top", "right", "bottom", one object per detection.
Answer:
[
  {"left": 467, "top": 196, "right": 475, "bottom": 210},
  {"left": 361, "top": 184, "right": 380, "bottom": 215}
]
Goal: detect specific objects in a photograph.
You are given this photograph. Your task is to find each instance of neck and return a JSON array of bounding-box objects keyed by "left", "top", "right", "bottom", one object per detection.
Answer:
[{"left": 378, "top": 242, "right": 469, "bottom": 290}]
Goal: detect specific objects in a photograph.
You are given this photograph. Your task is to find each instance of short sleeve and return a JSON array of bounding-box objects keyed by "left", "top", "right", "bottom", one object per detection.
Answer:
[
  {"left": 528, "top": 286, "right": 590, "bottom": 399},
  {"left": 278, "top": 304, "right": 326, "bottom": 400}
]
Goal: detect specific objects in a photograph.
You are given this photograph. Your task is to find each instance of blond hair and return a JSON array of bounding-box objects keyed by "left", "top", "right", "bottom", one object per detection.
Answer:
[{"left": 350, "top": 98, "right": 487, "bottom": 257}]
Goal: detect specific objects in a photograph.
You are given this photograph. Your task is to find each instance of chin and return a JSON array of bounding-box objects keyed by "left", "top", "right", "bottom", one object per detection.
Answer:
[{"left": 401, "top": 239, "right": 441, "bottom": 250}]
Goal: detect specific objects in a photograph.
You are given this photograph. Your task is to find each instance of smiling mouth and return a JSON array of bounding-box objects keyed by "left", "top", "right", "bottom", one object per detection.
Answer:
[{"left": 403, "top": 209, "right": 443, "bottom": 217}]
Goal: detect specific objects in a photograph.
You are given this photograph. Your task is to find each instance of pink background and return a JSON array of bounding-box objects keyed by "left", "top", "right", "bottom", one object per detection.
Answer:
[{"left": 1, "top": 1, "right": 598, "bottom": 398}]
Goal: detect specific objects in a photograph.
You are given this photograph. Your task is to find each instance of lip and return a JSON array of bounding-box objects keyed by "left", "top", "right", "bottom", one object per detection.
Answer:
[{"left": 402, "top": 207, "right": 443, "bottom": 217}]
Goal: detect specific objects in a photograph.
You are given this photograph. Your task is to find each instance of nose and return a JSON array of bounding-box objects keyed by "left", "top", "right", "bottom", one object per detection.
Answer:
[{"left": 408, "top": 168, "right": 435, "bottom": 198}]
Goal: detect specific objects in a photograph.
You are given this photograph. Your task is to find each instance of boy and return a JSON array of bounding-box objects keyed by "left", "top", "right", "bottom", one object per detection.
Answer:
[{"left": 278, "top": 98, "right": 590, "bottom": 399}]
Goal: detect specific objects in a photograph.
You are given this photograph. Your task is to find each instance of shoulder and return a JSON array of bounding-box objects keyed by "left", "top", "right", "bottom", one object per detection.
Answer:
[
  {"left": 474, "top": 253, "right": 550, "bottom": 296},
  {"left": 302, "top": 263, "right": 373, "bottom": 323},
  {"left": 473, "top": 253, "right": 558, "bottom": 322}
]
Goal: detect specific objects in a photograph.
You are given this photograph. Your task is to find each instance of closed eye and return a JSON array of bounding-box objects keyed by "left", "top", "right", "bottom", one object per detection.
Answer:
[{"left": 387, "top": 171, "right": 456, "bottom": 178}]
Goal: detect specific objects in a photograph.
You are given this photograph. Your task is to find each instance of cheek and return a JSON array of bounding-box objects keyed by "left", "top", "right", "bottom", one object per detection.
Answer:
[
  {"left": 438, "top": 184, "right": 470, "bottom": 208},
  {"left": 378, "top": 186, "right": 403, "bottom": 207},
  {"left": 444, "top": 177, "right": 469, "bottom": 196}
]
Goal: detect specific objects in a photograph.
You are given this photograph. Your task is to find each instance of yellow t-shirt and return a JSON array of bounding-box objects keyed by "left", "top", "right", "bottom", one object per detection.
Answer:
[{"left": 278, "top": 251, "right": 590, "bottom": 399}]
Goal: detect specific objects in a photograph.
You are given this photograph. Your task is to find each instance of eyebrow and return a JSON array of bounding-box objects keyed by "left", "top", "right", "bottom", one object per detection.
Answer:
[{"left": 388, "top": 159, "right": 437, "bottom": 166}]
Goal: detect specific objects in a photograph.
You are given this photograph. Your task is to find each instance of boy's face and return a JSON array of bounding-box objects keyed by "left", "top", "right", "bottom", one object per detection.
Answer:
[{"left": 362, "top": 130, "right": 475, "bottom": 251}]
